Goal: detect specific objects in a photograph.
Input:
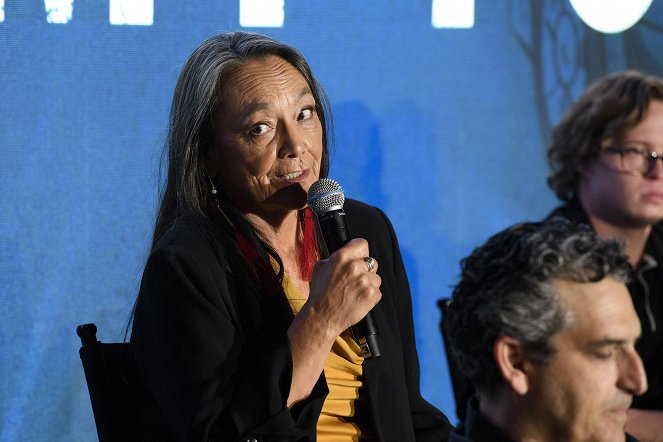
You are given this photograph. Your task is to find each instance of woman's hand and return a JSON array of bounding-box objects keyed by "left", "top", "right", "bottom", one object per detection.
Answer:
[
  {"left": 286, "top": 238, "right": 381, "bottom": 407},
  {"left": 306, "top": 238, "right": 382, "bottom": 338}
]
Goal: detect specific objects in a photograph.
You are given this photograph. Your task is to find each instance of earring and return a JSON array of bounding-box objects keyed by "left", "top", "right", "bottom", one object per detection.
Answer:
[{"left": 209, "top": 177, "right": 219, "bottom": 195}]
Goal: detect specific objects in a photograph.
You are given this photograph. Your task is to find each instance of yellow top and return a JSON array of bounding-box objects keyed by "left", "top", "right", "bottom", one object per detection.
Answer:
[{"left": 279, "top": 268, "right": 372, "bottom": 441}]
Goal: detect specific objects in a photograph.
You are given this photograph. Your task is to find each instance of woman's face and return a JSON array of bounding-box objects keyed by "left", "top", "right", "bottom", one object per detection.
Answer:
[{"left": 209, "top": 55, "right": 323, "bottom": 220}]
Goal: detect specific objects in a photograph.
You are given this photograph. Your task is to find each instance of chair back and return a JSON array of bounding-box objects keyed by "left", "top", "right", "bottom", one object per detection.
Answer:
[
  {"left": 437, "top": 298, "right": 475, "bottom": 423},
  {"left": 76, "top": 323, "right": 173, "bottom": 441}
]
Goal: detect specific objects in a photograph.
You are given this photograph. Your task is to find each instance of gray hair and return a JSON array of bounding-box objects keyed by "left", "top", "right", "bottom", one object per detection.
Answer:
[{"left": 446, "top": 217, "right": 630, "bottom": 396}]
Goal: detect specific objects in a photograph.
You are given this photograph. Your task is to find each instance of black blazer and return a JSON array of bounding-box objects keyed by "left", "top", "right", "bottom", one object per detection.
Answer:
[{"left": 131, "top": 199, "right": 452, "bottom": 441}]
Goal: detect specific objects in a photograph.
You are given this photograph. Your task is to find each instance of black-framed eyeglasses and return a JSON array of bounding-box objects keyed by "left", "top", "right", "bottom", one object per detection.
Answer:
[{"left": 601, "top": 146, "right": 663, "bottom": 176}]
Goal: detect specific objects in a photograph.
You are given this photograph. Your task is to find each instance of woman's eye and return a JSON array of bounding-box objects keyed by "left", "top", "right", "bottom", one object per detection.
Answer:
[
  {"left": 298, "top": 107, "right": 314, "bottom": 120},
  {"left": 249, "top": 123, "right": 270, "bottom": 136}
]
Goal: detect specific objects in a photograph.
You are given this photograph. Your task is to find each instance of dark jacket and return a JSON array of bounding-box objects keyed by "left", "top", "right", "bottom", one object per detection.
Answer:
[
  {"left": 448, "top": 398, "right": 515, "bottom": 442},
  {"left": 131, "top": 199, "right": 452, "bottom": 441},
  {"left": 548, "top": 200, "right": 663, "bottom": 410},
  {"left": 449, "top": 397, "right": 639, "bottom": 442}
]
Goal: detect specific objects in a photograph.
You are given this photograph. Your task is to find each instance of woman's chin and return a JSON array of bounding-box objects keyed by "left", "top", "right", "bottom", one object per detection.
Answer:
[{"left": 269, "top": 183, "right": 309, "bottom": 212}]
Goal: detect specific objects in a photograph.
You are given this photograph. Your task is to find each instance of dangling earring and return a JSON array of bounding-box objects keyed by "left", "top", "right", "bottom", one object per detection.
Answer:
[{"left": 209, "top": 176, "right": 221, "bottom": 196}]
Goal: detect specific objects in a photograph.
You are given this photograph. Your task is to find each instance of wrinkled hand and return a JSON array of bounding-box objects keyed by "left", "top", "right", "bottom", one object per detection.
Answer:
[
  {"left": 305, "top": 238, "right": 382, "bottom": 338},
  {"left": 286, "top": 238, "right": 382, "bottom": 407}
]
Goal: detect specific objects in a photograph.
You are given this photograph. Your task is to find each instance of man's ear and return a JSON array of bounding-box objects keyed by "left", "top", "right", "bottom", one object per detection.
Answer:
[{"left": 494, "top": 336, "right": 530, "bottom": 396}]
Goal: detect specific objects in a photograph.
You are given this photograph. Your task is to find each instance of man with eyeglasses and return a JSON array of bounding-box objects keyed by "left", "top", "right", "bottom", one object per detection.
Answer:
[{"left": 547, "top": 70, "right": 663, "bottom": 440}]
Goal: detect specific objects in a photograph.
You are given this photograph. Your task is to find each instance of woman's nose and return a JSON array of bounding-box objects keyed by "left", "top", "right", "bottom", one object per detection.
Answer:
[{"left": 278, "top": 124, "right": 306, "bottom": 158}]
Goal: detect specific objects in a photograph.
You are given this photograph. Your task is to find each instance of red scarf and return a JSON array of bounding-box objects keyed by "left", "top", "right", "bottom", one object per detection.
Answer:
[{"left": 233, "top": 207, "right": 319, "bottom": 295}]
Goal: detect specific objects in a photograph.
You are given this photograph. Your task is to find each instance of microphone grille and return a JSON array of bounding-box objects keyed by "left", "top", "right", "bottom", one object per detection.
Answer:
[{"left": 307, "top": 178, "right": 345, "bottom": 214}]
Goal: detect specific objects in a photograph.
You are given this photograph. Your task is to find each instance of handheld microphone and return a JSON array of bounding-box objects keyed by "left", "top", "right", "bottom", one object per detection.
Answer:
[{"left": 307, "top": 178, "right": 381, "bottom": 359}]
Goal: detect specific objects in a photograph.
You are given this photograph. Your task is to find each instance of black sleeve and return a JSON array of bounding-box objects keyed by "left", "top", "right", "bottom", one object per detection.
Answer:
[{"left": 131, "top": 242, "right": 327, "bottom": 442}]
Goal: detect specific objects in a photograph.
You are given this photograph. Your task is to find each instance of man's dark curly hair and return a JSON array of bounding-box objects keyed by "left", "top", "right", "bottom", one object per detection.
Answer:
[
  {"left": 547, "top": 70, "right": 663, "bottom": 201},
  {"left": 446, "top": 217, "right": 630, "bottom": 397}
]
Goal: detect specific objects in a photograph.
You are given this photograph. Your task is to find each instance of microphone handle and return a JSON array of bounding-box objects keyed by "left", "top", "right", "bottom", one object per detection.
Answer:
[{"left": 317, "top": 210, "right": 381, "bottom": 358}]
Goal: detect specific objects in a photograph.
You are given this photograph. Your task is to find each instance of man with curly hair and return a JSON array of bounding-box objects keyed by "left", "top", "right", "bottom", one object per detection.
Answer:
[
  {"left": 446, "top": 218, "right": 646, "bottom": 442},
  {"left": 547, "top": 70, "right": 663, "bottom": 439}
]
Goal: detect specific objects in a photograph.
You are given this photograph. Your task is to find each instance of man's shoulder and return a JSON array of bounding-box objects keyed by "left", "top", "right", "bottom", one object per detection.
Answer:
[
  {"left": 645, "top": 221, "right": 663, "bottom": 259},
  {"left": 651, "top": 221, "right": 663, "bottom": 238},
  {"left": 448, "top": 430, "right": 473, "bottom": 442},
  {"left": 545, "top": 200, "right": 590, "bottom": 225}
]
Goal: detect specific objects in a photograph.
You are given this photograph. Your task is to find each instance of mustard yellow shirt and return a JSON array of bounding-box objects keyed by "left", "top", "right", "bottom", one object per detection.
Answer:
[{"left": 279, "top": 270, "right": 372, "bottom": 441}]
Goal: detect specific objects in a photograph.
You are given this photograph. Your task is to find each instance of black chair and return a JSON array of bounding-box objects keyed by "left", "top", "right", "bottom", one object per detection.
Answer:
[
  {"left": 76, "top": 323, "right": 173, "bottom": 441},
  {"left": 437, "top": 298, "right": 474, "bottom": 423}
]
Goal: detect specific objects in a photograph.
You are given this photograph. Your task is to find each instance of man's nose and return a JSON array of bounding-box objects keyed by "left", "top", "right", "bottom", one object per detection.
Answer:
[
  {"left": 646, "top": 155, "right": 663, "bottom": 179},
  {"left": 618, "top": 350, "right": 648, "bottom": 396}
]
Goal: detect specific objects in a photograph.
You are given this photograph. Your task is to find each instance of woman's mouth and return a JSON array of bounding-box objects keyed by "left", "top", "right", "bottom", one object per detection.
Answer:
[
  {"left": 282, "top": 171, "right": 304, "bottom": 180},
  {"left": 278, "top": 169, "right": 309, "bottom": 183}
]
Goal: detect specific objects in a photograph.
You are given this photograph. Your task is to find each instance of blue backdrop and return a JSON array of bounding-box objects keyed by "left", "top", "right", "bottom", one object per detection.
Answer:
[{"left": 2, "top": 1, "right": 663, "bottom": 439}]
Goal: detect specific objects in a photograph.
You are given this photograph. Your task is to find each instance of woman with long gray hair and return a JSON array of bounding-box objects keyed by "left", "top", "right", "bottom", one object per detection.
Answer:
[{"left": 130, "top": 31, "right": 451, "bottom": 441}]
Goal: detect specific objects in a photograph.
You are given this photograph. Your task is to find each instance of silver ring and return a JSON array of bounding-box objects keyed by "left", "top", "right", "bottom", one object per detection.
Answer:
[{"left": 363, "top": 256, "right": 376, "bottom": 272}]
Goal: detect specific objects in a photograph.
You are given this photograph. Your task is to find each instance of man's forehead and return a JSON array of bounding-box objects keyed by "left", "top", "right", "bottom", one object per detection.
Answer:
[{"left": 551, "top": 277, "right": 639, "bottom": 342}]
